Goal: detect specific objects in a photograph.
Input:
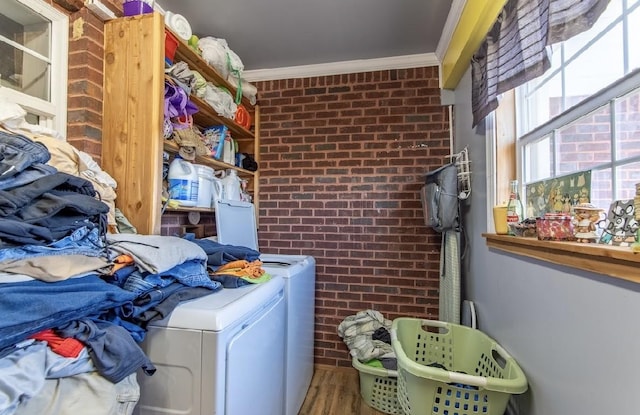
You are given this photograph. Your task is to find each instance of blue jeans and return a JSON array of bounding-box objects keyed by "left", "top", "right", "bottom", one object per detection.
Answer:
[
  {"left": 0, "top": 163, "right": 56, "bottom": 191},
  {"left": 143, "top": 259, "right": 219, "bottom": 290},
  {"left": 0, "top": 130, "right": 50, "bottom": 179},
  {"left": 0, "top": 226, "right": 105, "bottom": 262},
  {"left": 0, "top": 275, "right": 137, "bottom": 351},
  {"left": 0, "top": 172, "right": 109, "bottom": 246},
  {"left": 122, "top": 259, "right": 220, "bottom": 293}
]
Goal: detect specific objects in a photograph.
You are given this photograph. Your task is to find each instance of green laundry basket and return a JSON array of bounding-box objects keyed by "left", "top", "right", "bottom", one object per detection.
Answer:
[
  {"left": 352, "top": 357, "right": 402, "bottom": 414},
  {"left": 391, "top": 318, "right": 528, "bottom": 415}
]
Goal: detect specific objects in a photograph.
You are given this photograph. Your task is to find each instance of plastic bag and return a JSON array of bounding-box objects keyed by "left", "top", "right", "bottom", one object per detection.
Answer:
[
  {"left": 198, "top": 37, "right": 244, "bottom": 80},
  {"left": 202, "top": 83, "right": 237, "bottom": 119},
  {"left": 227, "top": 74, "right": 258, "bottom": 105}
]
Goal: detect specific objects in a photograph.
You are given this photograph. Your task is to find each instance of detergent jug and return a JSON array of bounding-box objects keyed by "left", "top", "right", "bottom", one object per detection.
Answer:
[
  {"left": 221, "top": 169, "right": 241, "bottom": 201},
  {"left": 167, "top": 156, "right": 198, "bottom": 207},
  {"left": 211, "top": 175, "right": 224, "bottom": 204},
  {"left": 195, "top": 164, "right": 214, "bottom": 208}
]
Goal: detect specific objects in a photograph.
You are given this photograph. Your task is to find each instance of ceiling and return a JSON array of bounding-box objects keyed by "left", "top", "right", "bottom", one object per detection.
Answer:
[{"left": 157, "top": 0, "right": 456, "bottom": 80}]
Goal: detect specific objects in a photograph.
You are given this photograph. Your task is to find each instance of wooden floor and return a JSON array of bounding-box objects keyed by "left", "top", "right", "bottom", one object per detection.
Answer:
[{"left": 298, "top": 365, "right": 386, "bottom": 415}]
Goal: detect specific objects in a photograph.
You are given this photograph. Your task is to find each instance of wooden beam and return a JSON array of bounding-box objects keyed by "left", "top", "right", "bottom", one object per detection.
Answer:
[{"left": 441, "top": 0, "right": 507, "bottom": 90}]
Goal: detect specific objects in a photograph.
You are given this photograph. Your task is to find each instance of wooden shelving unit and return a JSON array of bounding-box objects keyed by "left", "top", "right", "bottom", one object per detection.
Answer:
[{"left": 102, "top": 13, "right": 259, "bottom": 235}]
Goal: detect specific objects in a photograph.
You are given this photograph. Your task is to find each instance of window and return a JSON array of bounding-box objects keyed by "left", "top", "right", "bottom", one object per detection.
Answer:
[
  {"left": 516, "top": 0, "right": 640, "bottom": 212},
  {"left": 0, "top": 0, "right": 68, "bottom": 135}
]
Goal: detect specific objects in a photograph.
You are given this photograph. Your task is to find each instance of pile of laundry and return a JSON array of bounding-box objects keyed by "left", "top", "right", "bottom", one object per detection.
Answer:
[
  {"left": 0, "top": 105, "right": 274, "bottom": 414},
  {"left": 338, "top": 309, "right": 396, "bottom": 370}
]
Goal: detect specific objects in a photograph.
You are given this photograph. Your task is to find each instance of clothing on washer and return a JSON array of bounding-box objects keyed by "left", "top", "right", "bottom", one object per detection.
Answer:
[
  {"left": 0, "top": 274, "right": 137, "bottom": 352},
  {"left": 106, "top": 264, "right": 136, "bottom": 287},
  {"left": 0, "top": 340, "right": 101, "bottom": 414},
  {"left": 0, "top": 254, "right": 109, "bottom": 283},
  {"left": 188, "top": 237, "right": 260, "bottom": 266},
  {"left": 0, "top": 172, "right": 109, "bottom": 247},
  {"left": 130, "top": 284, "right": 214, "bottom": 328},
  {"left": 211, "top": 259, "right": 270, "bottom": 283},
  {"left": 127, "top": 259, "right": 220, "bottom": 291},
  {"left": 57, "top": 318, "right": 155, "bottom": 383},
  {"left": 30, "top": 329, "right": 84, "bottom": 358},
  {"left": 15, "top": 370, "right": 139, "bottom": 415},
  {"left": 106, "top": 234, "right": 207, "bottom": 275},
  {"left": 210, "top": 274, "right": 251, "bottom": 288}
]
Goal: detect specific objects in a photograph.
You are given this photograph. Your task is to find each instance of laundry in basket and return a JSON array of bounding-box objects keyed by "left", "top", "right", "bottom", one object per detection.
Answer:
[
  {"left": 338, "top": 310, "right": 400, "bottom": 414},
  {"left": 338, "top": 309, "right": 395, "bottom": 363}
]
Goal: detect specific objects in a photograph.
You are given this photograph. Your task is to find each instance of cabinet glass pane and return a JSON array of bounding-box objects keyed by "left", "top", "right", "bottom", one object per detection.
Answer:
[{"left": 0, "top": 1, "right": 51, "bottom": 101}]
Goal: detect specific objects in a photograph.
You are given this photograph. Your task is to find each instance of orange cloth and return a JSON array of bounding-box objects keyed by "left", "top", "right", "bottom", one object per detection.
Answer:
[
  {"left": 212, "top": 260, "right": 265, "bottom": 279},
  {"left": 30, "top": 329, "right": 84, "bottom": 358},
  {"left": 110, "top": 254, "right": 135, "bottom": 275}
]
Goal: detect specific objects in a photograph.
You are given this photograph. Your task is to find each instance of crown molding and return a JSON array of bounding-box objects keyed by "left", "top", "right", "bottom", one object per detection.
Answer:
[
  {"left": 243, "top": 53, "right": 440, "bottom": 82},
  {"left": 436, "top": 0, "right": 467, "bottom": 62}
]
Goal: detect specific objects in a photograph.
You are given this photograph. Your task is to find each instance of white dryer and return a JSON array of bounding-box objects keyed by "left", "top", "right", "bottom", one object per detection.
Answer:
[
  {"left": 136, "top": 274, "right": 286, "bottom": 415},
  {"left": 215, "top": 200, "right": 316, "bottom": 415}
]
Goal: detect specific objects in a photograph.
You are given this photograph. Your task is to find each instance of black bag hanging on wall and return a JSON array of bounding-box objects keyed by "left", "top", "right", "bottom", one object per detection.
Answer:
[{"left": 420, "top": 163, "right": 459, "bottom": 232}]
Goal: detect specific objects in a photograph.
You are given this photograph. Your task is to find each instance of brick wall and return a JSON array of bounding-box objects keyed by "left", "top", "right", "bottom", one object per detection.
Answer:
[
  {"left": 67, "top": 8, "right": 108, "bottom": 161},
  {"left": 161, "top": 211, "right": 216, "bottom": 237},
  {"left": 47, "top": 3, "right": 450, "bottom": 367},
  {"left": 254, "top": 67, "right": 449, "bottom": 367},
  {"left": 48, "top": 0, "right": 123, "bottom": 164}
]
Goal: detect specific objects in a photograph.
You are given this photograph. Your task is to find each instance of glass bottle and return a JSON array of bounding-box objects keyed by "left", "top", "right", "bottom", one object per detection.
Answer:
[{"left": 506, "top": 180, "right": 524, "bottom": 235}]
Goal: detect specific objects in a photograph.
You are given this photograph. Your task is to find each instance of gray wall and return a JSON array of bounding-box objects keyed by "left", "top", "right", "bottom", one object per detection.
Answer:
[{"left": 453, "top": 68, "right": 640, "bottom": 415}]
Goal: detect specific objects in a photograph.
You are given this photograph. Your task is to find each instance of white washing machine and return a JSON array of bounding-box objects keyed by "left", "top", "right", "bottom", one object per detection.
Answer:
[
  {"left": 260, "top": 254, "right": 316, "bottom": 415},
  {"left": 216, "top": 200, "right": 316, "bottom": 415},
  {"left": 136, "top": 274, "right": 286, "bottom": 415}
]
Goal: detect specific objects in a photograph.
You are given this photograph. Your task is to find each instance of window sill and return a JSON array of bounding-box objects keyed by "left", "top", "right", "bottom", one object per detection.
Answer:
[{"left": 482, "top": 234, "right": 640, "bottom": 284}]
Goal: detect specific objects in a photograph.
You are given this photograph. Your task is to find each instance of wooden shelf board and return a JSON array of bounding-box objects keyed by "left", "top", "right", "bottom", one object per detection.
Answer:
[
  {"left": 483, "top": 233, "right": 640, "bottom": 284},
  {"left": 190, "top": 95, "right": 254, "bottom": 140},
  {"left": 163, "top": 141, "right": 255, "bottom": 179},
  {"left": 164, "top": 206, "right": 215, "bottom": 213}
]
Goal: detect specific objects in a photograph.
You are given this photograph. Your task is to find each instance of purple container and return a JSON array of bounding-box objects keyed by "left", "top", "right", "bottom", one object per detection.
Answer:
[{"left": 123, "top": 1, "right": 154, "bottom": 16}]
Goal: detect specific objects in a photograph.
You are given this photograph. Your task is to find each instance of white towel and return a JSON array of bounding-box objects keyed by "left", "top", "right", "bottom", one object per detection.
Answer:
[{"left": 165, "top": 11, "right": 192, "bottom": 41}]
